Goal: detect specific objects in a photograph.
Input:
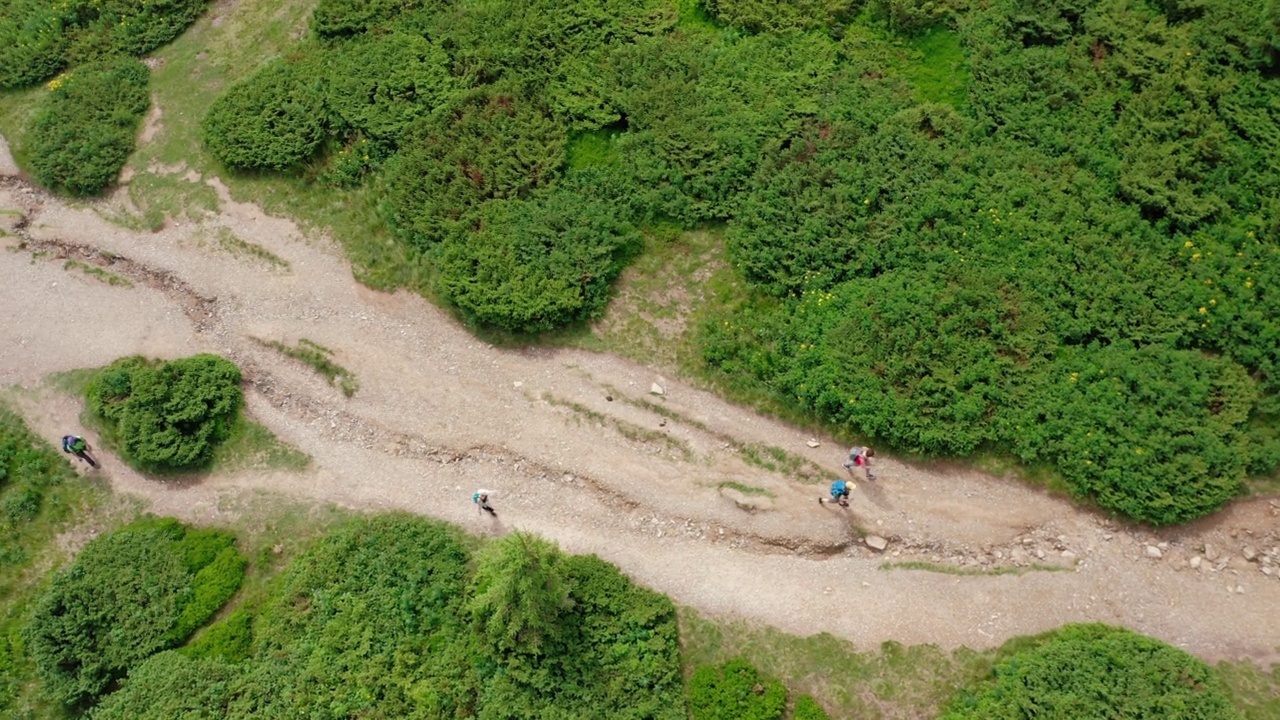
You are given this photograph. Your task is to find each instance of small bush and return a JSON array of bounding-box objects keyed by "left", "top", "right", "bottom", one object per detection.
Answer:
[
  {"left": 23, "top": 58, "right": 150, "bottom": 196},
  {"left": 87, "top": 354, "right": 243, "bottom": 472},
  {"left": 0, "top": 0, "right": 209, "bottom": 89},
  {"left": 23, "top": 518, "right": 244, "bottom": 707},
  {"left": 942, "top": 624, "right": 1242, "bottom": 720},
  {"left": 704, "top": 0, "right": 862, "bottom": 32},
  {"left": 689, "top": 658, "right": 787, "bottom": 720},
  {"left": 202, "top": 56, "right": 327, "bottom": 171},
  {"left": 435, "top": 187, "right": 642, "bottom": 332},
  {"left": 181, "top": 608, "right": 253, "bottom": 662},
  {"left": 383, "top": 89, "right": 566, "bottom": 248},
  {"left": 792, "top": 695, "right": 833, "bottom": 720},
  {"left": 88, "top": 651, "right": 242, "bottom": 720},
  {"left": 311, "top": 0, "right": 446, "bottom": 37}
]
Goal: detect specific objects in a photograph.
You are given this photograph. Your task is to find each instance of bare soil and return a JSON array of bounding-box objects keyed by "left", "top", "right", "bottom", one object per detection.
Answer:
[{"left": 2, "top": 137, "right": 1278, "bottom": 665}]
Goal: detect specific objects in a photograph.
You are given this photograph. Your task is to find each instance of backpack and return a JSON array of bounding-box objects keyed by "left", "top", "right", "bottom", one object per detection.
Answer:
[
  {"left": 849, "top": 446, "right": 866, "bottom": 466},
  {"left": 830, "top": 480, "right": 848, "bottom": 498},
  {"left": 62, "top": 436, "right": 84, "bottom": 453}
]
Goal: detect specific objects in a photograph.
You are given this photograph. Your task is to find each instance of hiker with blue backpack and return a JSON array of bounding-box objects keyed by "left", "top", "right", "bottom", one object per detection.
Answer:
[
  {"left": 820, "top": 479, "right": 853, "bottom": 508},
  {"left": 61, "top": 435, "right": 98, "bottom": 468}
]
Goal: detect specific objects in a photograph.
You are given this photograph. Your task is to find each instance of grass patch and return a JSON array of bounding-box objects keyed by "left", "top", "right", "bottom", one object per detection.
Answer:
[
  {"left": 542, "top": 392, "right": 695, "bottom": 461},
  {"left": 566, "top": 128, "right": 621, "bottom": 171},
  {"left": 1217, "top": 658, "right": 1280, "bottom": 720},
  {"left": 740, "top": 442, "right": 828, "bottom": 484},
  {"left": 717, "top": 481, "right": 774, "bottom": 498},
  {"left": 678, "top": 607, "right": 998, "bottom": 720},
  {"left": 210, "top": 414, "right": 310, "bottom": 473},
  {"left": 879, "top": 561, "right": 1073, "bottom": 577},
  {"left": 253, "top": 337, "right": 358, "bottom": 397},
  {"left": 903, "top": 28, "right": 969, "bottom": 110},
  {"left": 63, "top": 259, "right": 133, "bottom": 287},
  {"left": 208, "top": 227, "right": 289, "bottom": 269}
]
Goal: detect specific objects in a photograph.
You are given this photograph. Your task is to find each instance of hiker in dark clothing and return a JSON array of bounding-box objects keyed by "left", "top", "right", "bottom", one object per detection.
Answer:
[{"left": 62, "top": 435, "right": 98, "bottom": 468}]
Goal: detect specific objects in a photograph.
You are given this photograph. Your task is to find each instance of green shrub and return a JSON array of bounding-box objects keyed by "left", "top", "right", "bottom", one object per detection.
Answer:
[
  {"left": 435, "top": 187, "right": 642, "bottom": 332},
  {"left": 23, "top": 518, "right": 244, "bottom": 707},
  {"left": 0, "top": 403, "right": 74, "bottom": 565},
  {"left": 383, "top": 89, "right": 567, "bottom": 248},
  {"left": 87, "top": 354, "right": 243, "bottom": 472},
  {"left": 0, "top": 0, "right": 209, "bottom": 89},
  {"left": 168, "top": 546, "right": 247, "bottom": 644},
  {"left": 88, "top": 651, "right": 242, "bottom": 720},
  {"left": 202, "top": 56, "right": 327, "bottom": 171},
  {"left": 689, "top": 658, "right": 787, "bottom": 720},
  {"left": 23, "top": 57, "right": 150, "bottom": 196},
  {"left": 181, "top": 608, "right": 253, "bottom": 662},
  {"left": 321, "top": 32, "right": 459, "bottom": 143},
  {"left": 703, "top": 0, "right": 862, "bottom": 32},
  {"left": 792, "top": 695, "right": 833, "bottom": 720},
  {"left": 942, "top": 624, "right": 1242, "bottom": 719}
]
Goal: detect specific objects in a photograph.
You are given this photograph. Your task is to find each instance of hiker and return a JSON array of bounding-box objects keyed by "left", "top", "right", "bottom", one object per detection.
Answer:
[
  {"left": 473, "top": 489, "right": 497, "bottom": 516},
  {"left": 820, "top": 479, "right": 853, "bottom": 508},
  {"left": 843, "top": 446, "right": 875, "bottom": 481},
  {"left": 61, "top": 435, "right": 98, "bottom": 468}
]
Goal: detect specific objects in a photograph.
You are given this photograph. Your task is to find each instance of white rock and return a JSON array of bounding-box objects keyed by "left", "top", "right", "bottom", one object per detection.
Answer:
[
  {"left": 865, "top": 535, "right": 888, "bottom": 551},
  {"left": 1243, "top": 546, "right": 1258, "bottom": 562},
  {"left": 1189, "top": 556, "right": 1202, "bottom": 569},
  {"left": 1061, "top": 550, "right": 1077, "bottom": 561},
  {"left": 513, "top": 381, "right": 523, "bottom": 388},
  {"left": 650, "top": 382, "right": 665, "bottom": 395},
  {"left": 806, "top": 439, "right": 820, "bottom": 448},
  {"left": 1145, "top": 545, "right": 1163, "bottom": 559}
]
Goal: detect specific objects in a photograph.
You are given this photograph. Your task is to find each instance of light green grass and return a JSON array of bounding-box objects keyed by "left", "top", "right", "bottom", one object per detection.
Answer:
[
  {"left": 542, "top": 392, "right": 695, "bottom": 460},
  {"left": 252, "top": 337, "right": 358, "bottom": 397},
  {"left": 211, "top": 414, "right": 310, "bottom": 473},
  {"left": 566, "top": 128, "right": 621, "bottom": 171},
  {"left": 880, "top": 560, "right": 1073, "bottom": 577},
  {"left": 63, "top": 259, "right": 133, "bottom": 287},
  {"left": 717, "top": 481, "right": 774, "bottom": 498},
  {"left": 208, "top": 227, "right": 289, "bottom": 269},
  {"left": 1217, "top": 658, "right": 1280, "bottom": 720},
  {"left": 903, "top": 28, "right": 969, "bottom": 110},
  {"left": 678, "top": 607, "right": 998, "bottom": 720},
  {"left": 739, "top": 442, "right": 827, "bottom": 483}
]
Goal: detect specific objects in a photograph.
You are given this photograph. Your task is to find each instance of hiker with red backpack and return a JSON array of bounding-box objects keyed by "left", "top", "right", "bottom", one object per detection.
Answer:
[{"left": 843, "top": 446, "right": 875, "bottom": 481}]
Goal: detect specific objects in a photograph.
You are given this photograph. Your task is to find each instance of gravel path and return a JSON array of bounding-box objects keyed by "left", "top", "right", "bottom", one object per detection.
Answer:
[{"left": 2, "top": 137, "right": 1277, "bottom": 665}]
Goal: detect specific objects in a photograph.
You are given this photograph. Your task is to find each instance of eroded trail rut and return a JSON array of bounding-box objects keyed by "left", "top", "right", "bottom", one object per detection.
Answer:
[{"left": 2, "top": 142, "right": 1277, "bottom": 665}]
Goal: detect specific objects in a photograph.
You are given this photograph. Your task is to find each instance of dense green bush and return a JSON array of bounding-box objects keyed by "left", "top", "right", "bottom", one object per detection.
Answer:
[
  {"left": 202, "top": 56, "right": 328, "bottom": 171},
  {"left": 436, "top": 186, "right": 642, "bottom": 332},
  {"left": 0, "top": 0, "right": 209, "bottom": 89},
  {"left": 383, "top": 89, "right": 566, "bottom": 248},
  {"left": 311, "top": 0, "right": 446, "bottom": 37},
  {"left": 689, "top": 658, "right": 787, "bottom": 720},
  {"left": 704, "top": 0, "right": 861, "bottom": 32},
  {"left": 321, "top": 32, "right": 459, "bottom": 143},
  {"left": 23, "top": 518, "right": 244, "bottom": 707},
  {"left": 23, "top": 58, "right": 150, "bottom": 196},
  {"left": 792, "top": 695, "right": 833, "bottom": 720},
  {"left": 942, "top": 624, "right": 1242, "bottom": 719},
  {"left": 89, "top": 516, "right": 684, "bottom": 719},
  {"left": 87, "top": 354, "right": 243, "bottom": 472}
]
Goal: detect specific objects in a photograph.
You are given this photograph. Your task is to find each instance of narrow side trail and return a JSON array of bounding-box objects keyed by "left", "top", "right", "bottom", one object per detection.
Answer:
[{"left": 2, "top": 140, "right": 1277, "bottom": 665}]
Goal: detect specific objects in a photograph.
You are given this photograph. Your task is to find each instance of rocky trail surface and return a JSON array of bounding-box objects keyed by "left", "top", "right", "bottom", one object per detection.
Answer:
[{"left": 2, "top": 138, "right": 1277, "bottom": 665}]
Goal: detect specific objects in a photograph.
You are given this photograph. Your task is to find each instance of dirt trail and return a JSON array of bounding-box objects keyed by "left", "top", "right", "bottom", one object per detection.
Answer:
[{"left": 2, "top": 137, "right": 1278, "bottom": 665}]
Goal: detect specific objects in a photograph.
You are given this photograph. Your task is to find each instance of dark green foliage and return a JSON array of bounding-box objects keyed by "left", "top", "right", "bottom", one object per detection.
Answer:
[
  {"left": 202, "top": 56, "right": 328, "bottom": 171},
  {"left": 88, "top": 651, "right": 241, "bottom": 720},
  {"left": 436, "top": 186, "right": 642, "bottom": 332},
  {"left": 469, "top": 531, "right": 573, "bottom": 660},
  {"left": 88, "top": 516, "right": 684, "bottom": 719},
  {"left": 23, "top": 57, "right": 150, "bottom": 196},
  {"left": 792, "top": 695, "right": 833, "bottom": 720},
  {"left": 0, "top": 0, "right": 209, "bottom": 89},
  {"left": 704, "top": 0, "right": 861, "bottom": 32},
  {"left": 942, "top": 624, "right": 1242, "bottom": 719},
  {"left": 383, "top": 89, "right": 566, "bottom": 248},
  {"left": 87, "top": 354, "right": 243, "bottom": 472},
  {"left": 311, "top": 0, "right": 447, "bottom": 37},
  {"left": 23, "top": 518, "right": 244, "bottom": 707},
  {"left": 321, "top": 32, "right": 459, "bottom": 143},
  {"left": 689, "top": 658, "right": 787, "bottom": 720}
]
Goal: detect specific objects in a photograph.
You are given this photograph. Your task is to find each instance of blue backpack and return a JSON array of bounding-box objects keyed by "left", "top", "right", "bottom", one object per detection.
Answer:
[{"left": 830, "top": 480, "right": 849, "bottom": 499}]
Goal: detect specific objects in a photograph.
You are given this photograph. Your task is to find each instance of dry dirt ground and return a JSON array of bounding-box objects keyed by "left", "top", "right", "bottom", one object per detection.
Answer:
[{"left": 1, "top": 137, "right": 1278, "bottom": 667}]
